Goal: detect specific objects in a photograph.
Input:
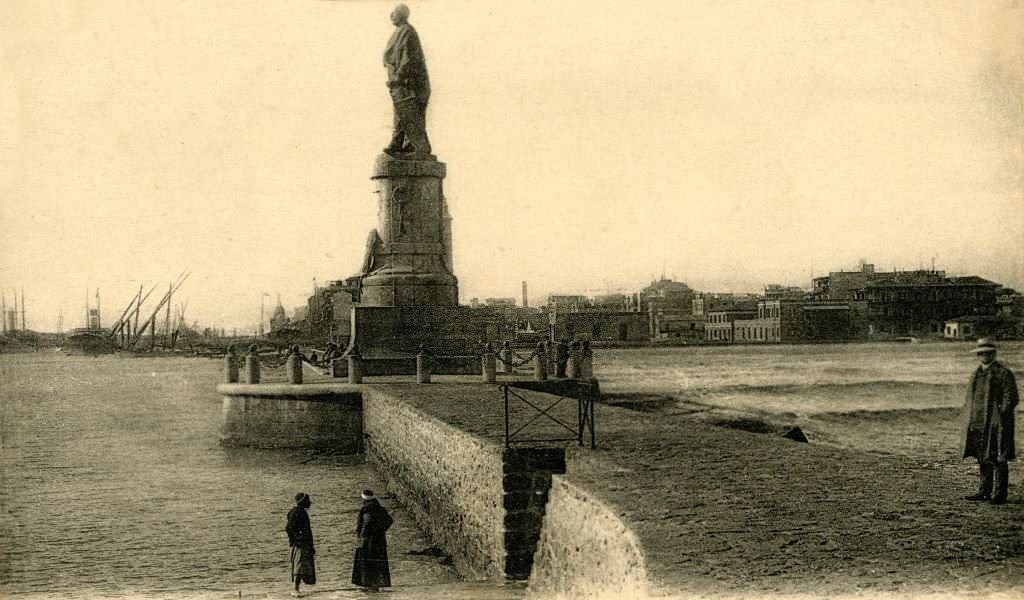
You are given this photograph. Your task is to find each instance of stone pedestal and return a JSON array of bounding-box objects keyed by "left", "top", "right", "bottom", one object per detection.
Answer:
[{"left": 360, "top": 154, "right": 459, "bottom": 307}]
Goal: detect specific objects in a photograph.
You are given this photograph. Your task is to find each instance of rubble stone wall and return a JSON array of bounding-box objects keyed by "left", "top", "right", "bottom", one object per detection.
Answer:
[
  {"left": 528, "top": 475, "right": 648, "bottom": 599},
  {"left": 362, "top": 386, "right": 507, "bottom": 579}
]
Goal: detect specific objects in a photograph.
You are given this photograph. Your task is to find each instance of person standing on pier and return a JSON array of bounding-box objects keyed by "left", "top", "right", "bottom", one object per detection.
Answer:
[
  {"left": 962, "top": 339, "right": 1018, "bottom": 505},
  {"left": 286, "top": 493, "right": 317, "bottom": 596},
  {"left": 351, "top": 489, "right": 393, "bottom": 592}
]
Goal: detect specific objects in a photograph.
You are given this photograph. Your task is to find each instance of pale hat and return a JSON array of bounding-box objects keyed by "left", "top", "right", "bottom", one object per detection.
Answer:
[
  {"left": 361, "top": 489, "right": 375, "bottom": 500},
  {"left": 971, "top": 338, "right": 997, "bottom": 354}
]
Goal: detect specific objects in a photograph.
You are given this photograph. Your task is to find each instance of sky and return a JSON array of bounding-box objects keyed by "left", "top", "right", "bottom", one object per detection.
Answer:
[{"left": 1, "top": 0, "right": 1022, "bottom": 332}]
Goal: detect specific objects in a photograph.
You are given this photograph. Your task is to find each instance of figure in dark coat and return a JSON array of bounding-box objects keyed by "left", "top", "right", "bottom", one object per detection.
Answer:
[
  {"left": 961, "top": 339, "right": 1018, "bottom": 505},
  {"left": 286, "top": 493, "right": 316, "bottom": 595},
  {"left": 383, "top": 4, "right": 431, "bottom": 158},
  {"left": 351, "top": 489, "right": 393, "bottom": 591}
]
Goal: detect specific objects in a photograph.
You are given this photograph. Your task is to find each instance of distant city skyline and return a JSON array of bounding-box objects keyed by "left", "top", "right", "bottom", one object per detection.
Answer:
[{"left": 3, "top": 1, "right": 1021, "bottom": 332}]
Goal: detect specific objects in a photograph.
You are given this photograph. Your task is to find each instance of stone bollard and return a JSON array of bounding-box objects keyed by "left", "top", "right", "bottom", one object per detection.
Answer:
[
  {"left": 567, "top": 341, "right": 581, "bottom": 379},
  {"left": 581, "top": 340, "right": 593, "bottom": 380},
  {"left": 416, "top": 344, "right": 432, "bottom": 384},
  {"left": 244, "top": 344, "right": 261, "bottom": 384},
  {"left": 224, "top": 345, "right": 239, "bottom": 383},
  {"left": 285, "top": 345, "right": 303, "bottom": 384},
  {"left": 501, "top": 341, "right": 514, "bottom": 375},
  {"left": 482, "top": 343, "right": 497, "bottom": 383},
  {"left": 534, "top": 342, "right": 548, "bottom": 381},
  {"left": 348, "top": 348, "right": 363, "bottom": 384}
]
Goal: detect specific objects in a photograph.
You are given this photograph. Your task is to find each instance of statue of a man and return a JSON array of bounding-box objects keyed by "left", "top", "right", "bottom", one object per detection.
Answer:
[{"left": 383, "top": 4, "right": 431, "bottom": 158}]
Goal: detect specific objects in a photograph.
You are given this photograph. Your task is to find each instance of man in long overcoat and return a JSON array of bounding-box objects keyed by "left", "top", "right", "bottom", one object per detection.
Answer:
[
  {"left": 962, "top": 338, "right": 1018, "bottom": 505},
  {"left": 351, "top": 489, "right": 394, "bottom": 591},
  {"left": 285, "top": 493, "right": 316, "bottom": 596},
  {"left": 383, "top": 4, "right": 431, "bottom": 158}
]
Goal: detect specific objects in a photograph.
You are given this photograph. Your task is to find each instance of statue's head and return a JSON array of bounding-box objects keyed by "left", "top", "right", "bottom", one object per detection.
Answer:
[{"left": 390, "top": 4, "right": 410, "bottom": 26}]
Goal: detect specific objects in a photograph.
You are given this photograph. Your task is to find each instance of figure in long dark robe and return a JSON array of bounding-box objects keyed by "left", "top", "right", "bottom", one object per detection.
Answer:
[
  {"left": 351, "top": 489, "right": 393, "bottom": 591},
  {"left": 383, "top": 4, "right": 431, "bottom": 158},
  {"left": 286, "top": 493, "right": 316, "bottom": 596},
  {"left": 961, "top": 339, "right": 1018, "bottom": 505}
]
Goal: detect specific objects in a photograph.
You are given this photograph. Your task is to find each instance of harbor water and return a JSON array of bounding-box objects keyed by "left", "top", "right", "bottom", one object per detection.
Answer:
[{"left": 0, "top": 354, "right": 460, "bottom": 599}]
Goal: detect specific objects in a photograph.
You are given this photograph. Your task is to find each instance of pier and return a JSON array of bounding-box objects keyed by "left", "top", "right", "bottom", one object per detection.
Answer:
[{"left": 218, "top": 352, "right": 1023, "bottom": 598}]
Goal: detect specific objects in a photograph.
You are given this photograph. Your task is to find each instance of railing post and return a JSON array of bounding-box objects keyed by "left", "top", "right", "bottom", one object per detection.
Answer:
[
  {"left": 416, "top": 344, "right": 432, "bottom": 384},
  {"left": 503, "top": 384, "right": 510, "bottom": 448},
  {"left": 482, "top": 343, "right": 497, "bottom": 383},
  {"left": 224, "top": 345, "right": 239, "bottom": 383},
  {"left": 581, "top": 339, "right": 593, "bottom": 380},
  {"left": 533, "top": 342, "right": 547, "bottom": 381},
  {"left": 501, "top": 341, "right": 514, "bottom": 375},
  {"left": 555, "top": 339, "right": 568, "bottom": 378},
  {"left": 285, "top": 345, "right": 303, "bottom": 384},
  {"left": 244, "top": 343, "right": 261, "bottom": 384},
  {"left": 568, "top": 341, "right": 581, "bottom": 379},
  {"left": 348, "top": 346, "right": 363, "bottom": 384}
]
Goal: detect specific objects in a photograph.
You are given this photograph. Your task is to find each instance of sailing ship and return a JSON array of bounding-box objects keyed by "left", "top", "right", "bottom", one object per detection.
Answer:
[{"left": 65, "top": 272, "right": 191, "bottom": 355}]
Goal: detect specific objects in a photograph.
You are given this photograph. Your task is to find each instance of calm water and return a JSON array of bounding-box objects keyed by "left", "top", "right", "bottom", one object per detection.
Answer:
[
  {"left": 0, "top": 354, "right": 459, "bottom": 599},
  {"left": 595, "top": 341, "right": 1024, "bottom": 416}
]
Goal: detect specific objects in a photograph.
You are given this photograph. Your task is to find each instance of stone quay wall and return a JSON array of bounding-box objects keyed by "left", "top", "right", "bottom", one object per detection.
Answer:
[
  {"left": 361, "top": 386, "right": 568, "bottom": 582},
  {"left": 528, "top": 475, "right": 648, "bottom": 599},
  {"left": 217, "top": 384, "right": 363, "bottom": 451},
  {"left": 361, "top": 386, "right": 507, "bottom": 580},
  {"left": 219, "top": 380, "right": 644, "bottom": 592}
]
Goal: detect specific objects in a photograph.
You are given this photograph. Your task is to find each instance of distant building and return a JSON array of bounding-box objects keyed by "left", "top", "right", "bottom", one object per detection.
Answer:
[
  {"left": 763, "top": 284, "right": 809, "bottom": 301},
  {"left": 546, "top": 294, "right": 590, "bottom": 313},
  {"left": 705, "top": 308, "right": 757, "bottom": 342},
  {"left": 733, "top": 299, "right": 858, "bottom": 343},
  {"left": 555, "top": 311, "right": 648, "bottom": 343},
  {"left": 484, "top": 297, "right": 516, "bottom": 307},
  {"left": 639, "top": 277, "right": 695, "bottom": 315},
  {"left": 590, "top": 293, "right": 631, "bottom": 312},
  {"left": 812, "top": 263, "right": 945, "bottom": 301},
  {"left": 814, "top": 261, "right": 1002, "bottom": 337},
  {"left": 652, "top": 313, "right": 704, "bottom": 340},
  {"left": 692, "top": 293, "right": 759, "bottom": 317},
  {"left": 269, "top": 298, "right": 289, "bottom": 332},
  {"left": 944, "top": 315, "right": 1024, "bottom": 340},
  {"left": 996, "top": 289, "right": 1024, "bottom": 317},
  {"left": 856, "top": 275, "right": 999, "bottom": 335},
  {"left": 305, "top": 278, "right": 360, "bottom": 343}
]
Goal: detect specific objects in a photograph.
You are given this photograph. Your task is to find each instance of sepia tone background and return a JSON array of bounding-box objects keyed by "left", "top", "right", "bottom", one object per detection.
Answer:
[{"left": 1, "top": 0, "right": 1021, "bottom": 331}]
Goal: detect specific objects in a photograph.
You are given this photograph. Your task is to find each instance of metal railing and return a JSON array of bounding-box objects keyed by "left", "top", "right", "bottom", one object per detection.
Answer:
[{"left": 502, "top": 384, "right": 595, "bottom": 449}]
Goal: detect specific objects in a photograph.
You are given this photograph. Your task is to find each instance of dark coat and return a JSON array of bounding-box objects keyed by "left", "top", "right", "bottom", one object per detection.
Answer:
[
  {"left": 286, "top": 506, "right": 316, "bottom": 584},
  {"left": 962, "top": 361, "right": 1018, "bottom": 463},
  {"left": 351, "top": 499, "right": 393, "bottom": 589}
]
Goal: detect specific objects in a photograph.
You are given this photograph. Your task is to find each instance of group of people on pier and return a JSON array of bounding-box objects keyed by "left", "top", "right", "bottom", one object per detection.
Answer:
[{"left": 285, "top": 489, "right": 393, "bottom": 597}]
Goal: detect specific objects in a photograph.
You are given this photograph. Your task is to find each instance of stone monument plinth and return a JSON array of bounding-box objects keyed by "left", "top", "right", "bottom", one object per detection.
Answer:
[{"left": 359, "top": 154, "right": 458, "bottom": 307}]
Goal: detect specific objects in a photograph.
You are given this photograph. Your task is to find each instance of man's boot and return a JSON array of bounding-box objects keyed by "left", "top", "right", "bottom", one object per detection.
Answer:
[{"left": 965, "top": 462, "right": 993, "bottom": 501}]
